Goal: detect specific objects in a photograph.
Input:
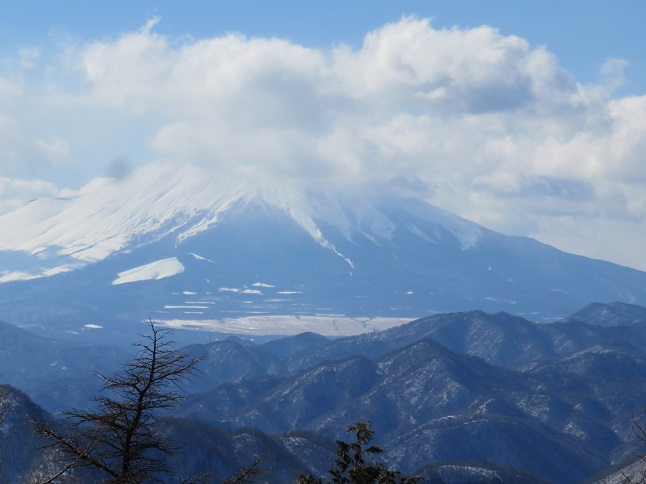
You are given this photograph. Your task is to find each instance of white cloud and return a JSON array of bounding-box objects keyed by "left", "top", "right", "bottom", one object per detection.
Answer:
[
  {"left": 600, "top": 57, "right": 629, "bottom": 92},
  {"left": 333, "top": 21, "right": 557, "bottom": 114},
  {"left": 0, "top": 177, "right": 62, "bottom": 215},
  {"left": 0, "top": 114, "right": 70, "bottom": 175},
  {"left": 2, "top": 17, "right": 646, "bottom": 269},
  {"left": 71, "top": 17, "right": 608, "bottom": 191}
]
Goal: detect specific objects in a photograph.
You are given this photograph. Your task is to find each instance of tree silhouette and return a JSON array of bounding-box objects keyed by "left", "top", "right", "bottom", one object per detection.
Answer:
[
  {"left": 32, "top": 321, "right": 204, "bottom": 483},
  {"left": 298, "top": 420, "right": 422, "bottom": 484}
]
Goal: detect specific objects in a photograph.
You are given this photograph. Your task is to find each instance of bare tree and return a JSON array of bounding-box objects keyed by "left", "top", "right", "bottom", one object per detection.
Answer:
[
  {"left": 620, "top": 412, "right": 646, "bottom": 484},
  {"left": 223, "top": 452, "right": 266, "bottom": 484},
  {"left": 33, "top": 321, "right": 204, "bottom": 483}
]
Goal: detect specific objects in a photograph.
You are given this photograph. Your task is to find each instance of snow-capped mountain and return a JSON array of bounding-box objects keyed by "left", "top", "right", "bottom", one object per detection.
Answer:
[
  {"left": 1, "top": 162, "right": 645, "bottom": 341},
  {"left": 0, "top": 162, "right": 479, "bottom": 281}
]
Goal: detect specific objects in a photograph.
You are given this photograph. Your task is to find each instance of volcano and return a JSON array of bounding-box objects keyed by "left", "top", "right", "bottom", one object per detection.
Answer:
[{"left": 1, "top": 162, "right": 645, "bottom": 341}]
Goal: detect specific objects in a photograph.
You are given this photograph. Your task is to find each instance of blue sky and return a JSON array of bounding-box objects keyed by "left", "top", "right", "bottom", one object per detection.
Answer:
[{"left": 1, "top": 1, "right": 646, "bottom": 271}]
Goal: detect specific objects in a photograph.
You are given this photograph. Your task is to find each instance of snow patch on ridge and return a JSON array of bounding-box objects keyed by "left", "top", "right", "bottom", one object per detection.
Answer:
[
  {"left": 0, "top": 271, "right": 40, "bottom": 283},
  {"left": 188, "top": 252, "right": 213, "bottom": 262},
  {"left": 112, "top": 257, "right": 184, "bottom": 285}
]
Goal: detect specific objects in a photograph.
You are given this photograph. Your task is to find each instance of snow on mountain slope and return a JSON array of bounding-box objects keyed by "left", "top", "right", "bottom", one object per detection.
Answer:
[
  {"left": 112, "top": 257, "right": 184, "bottom": 285},
  {"left": 0, "top": 164, "right": 250, "bottom": 263},
  {"left": 0, "top": 162, "right": 481, "bottom": 282}
]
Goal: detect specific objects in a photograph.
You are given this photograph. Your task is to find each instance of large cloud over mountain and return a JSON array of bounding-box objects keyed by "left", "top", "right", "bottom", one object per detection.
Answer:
[{"left": 1, "top": 17, "right": 646, "bottom": 269}]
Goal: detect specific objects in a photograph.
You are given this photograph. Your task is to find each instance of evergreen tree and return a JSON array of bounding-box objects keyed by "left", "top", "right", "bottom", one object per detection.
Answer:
[{"left": 298, "top": 420, "right": 422, "bottom": 484}]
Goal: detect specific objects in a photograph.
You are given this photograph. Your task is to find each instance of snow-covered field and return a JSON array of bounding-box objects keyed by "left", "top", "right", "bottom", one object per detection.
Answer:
[{"left": 158, "top": 315, "right": 411, "bottom": 336}]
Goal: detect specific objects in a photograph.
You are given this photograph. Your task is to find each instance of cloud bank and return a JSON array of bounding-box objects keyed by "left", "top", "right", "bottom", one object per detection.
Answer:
[{"left": 1, "top": 17, "right": 646, "bottom": 270}]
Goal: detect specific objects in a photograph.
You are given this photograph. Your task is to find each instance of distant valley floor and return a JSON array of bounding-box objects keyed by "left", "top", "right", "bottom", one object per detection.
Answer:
[{"left": 158, "top": 315, "right": 414, "bottom": 336}]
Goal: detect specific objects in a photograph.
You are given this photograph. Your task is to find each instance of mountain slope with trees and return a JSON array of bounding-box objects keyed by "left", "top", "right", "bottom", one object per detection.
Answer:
[{"left": 1, "top": 303, "right": 646, "bottom": 481}]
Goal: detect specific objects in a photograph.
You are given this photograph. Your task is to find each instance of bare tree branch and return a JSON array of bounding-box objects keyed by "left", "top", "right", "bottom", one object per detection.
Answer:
[
  {"left": 224, "top": 452, "right": 267, "bottom": 484},
  {"left": 32, "top": 320, "right": 205, "bottom": 483}
]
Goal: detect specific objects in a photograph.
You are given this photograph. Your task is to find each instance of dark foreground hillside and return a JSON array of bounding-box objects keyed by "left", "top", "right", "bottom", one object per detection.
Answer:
[{"left": 2, "top": 302, "right": 646, "bottom": 482}]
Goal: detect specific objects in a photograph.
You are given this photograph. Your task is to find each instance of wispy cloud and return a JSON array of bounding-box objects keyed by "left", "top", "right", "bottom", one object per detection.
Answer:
[{"left": 0, "top": 176, "right": 63, "bottom": 213}]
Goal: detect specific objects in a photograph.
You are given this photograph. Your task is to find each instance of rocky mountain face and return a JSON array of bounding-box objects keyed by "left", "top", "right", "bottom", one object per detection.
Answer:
[
  {"left": 0, "top": 385, "right": 59, "bottom": 483},
  {"left": 1, "top": 163, "right": 646, "bottom": 345},
  {"left": 2, "top": 302, "right": 646, "bottom": 482}
]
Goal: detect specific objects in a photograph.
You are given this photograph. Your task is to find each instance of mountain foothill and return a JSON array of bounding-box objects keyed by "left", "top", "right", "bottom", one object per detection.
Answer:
[{"left": 1, "top": 302, "right": 646, "bottom": 482}]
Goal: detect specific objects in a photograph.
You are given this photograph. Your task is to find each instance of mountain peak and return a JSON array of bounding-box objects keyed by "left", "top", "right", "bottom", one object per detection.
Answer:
[
  {"left": 564, "top": 301, "right": 646, "bottom": 327},
  {"left": 0, "top": 162, "right": 481, "bottom": 282},
  {"left": 2, "top": 162, "right": 646, "bottom": 340}
]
